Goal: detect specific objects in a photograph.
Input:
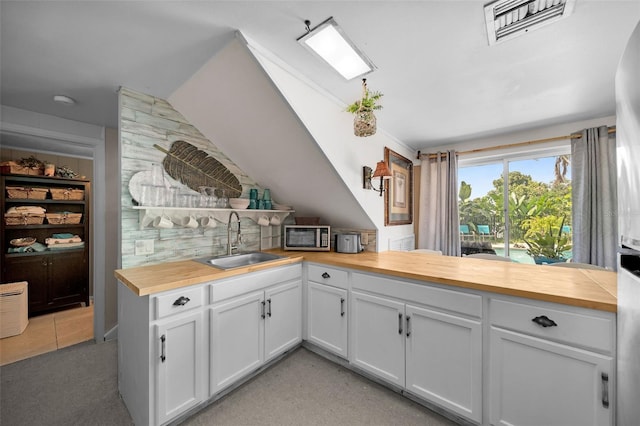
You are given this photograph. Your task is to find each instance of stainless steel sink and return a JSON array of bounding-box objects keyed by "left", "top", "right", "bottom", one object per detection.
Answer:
[{"left": 194, "top": 252, "right": 285, "bottom": 270}]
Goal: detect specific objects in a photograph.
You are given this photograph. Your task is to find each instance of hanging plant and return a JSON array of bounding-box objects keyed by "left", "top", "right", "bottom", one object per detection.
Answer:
[{"left": 346, "top": 78, "right": 383, "bottom": 137}]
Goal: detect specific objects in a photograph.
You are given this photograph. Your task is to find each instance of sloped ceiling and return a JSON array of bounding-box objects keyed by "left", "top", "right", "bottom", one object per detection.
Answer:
[
  {"left": 1, "top": 1, "right": 639, "bottom": 150},
  {"left": 168, "top": 36, "right": 375, "bottom": 229}
]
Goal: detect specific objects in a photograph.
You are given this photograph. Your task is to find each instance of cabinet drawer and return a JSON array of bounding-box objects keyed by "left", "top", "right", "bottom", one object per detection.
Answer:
[
  {"left": 154, "top": 286, "right": 204, "bottom": 319},
  {"left": 490, "top": 298, "right": 615, "bottom": 353},
  {"left": 211, "top": 264, "right": 302, "bottom": 303},
  {"left": 352, "top": 272, "right": 482, "bottom": 318},
  {"left": 307, "top": 264, "right": 349, "bottom": 289}
]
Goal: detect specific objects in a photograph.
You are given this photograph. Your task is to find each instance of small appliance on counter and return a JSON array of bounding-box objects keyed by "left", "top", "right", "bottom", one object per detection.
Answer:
[
  {"left": 335, "top": 233, "right": 364, "bottom": 253},
  {"left": 283, "top": 225, "right": 330, "bottom": 251}
]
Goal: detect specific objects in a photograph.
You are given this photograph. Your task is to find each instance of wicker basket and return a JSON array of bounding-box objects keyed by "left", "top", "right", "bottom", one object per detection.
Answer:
[
  {"left": 50, "top": 188, "right": 84, "bottom": 201},
  {"left": 0, "top": 161, "right": 44, "bottom": 175},
  {"left": 6, "top": 186, "right": 48, "bottom": 200},
  {"left": 4, "top": 213, "right": 46, "bottom": 226},
  {"left": 46, "top": 212, "right": 82, "bottom": 225}
]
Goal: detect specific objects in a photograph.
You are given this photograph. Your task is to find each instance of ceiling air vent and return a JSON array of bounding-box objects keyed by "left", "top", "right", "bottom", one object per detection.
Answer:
[{"left": 484, "top": 0, "right": 576, "bottom": 45}]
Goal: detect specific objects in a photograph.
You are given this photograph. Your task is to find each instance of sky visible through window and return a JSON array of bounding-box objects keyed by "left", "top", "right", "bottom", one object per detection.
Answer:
[{"left": 459, "top": 156, "right": 571, "bottom": 200}]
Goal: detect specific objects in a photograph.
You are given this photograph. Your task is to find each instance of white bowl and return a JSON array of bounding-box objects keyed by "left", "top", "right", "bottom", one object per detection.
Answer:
[{"left": 229, "top": 198, "right": 250, "bottom": 209}]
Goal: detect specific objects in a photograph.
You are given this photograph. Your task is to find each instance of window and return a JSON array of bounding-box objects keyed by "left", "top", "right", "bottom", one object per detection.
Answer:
[{"left": 458, "top": 148, "right": 572, "bottom": 264}]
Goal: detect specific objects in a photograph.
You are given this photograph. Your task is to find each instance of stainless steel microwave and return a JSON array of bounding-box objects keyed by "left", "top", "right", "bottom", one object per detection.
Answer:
[{"left": 283, "top": 225, "right": 331, "bottom": 251}]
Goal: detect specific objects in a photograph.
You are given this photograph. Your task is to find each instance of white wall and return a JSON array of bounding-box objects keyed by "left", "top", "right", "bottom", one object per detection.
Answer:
[
  {"left": 169, "top": 35, "right": 389, "bottom": 241},
  {"left": 429, "top": 115, "right": 616, "bottom": 164},
  {"left": 246, "top": 38, "right": 416, "bottom": 250}
]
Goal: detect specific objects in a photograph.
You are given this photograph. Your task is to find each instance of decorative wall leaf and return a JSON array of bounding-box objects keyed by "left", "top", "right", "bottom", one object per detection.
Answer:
[{"left": 154, "top": 141, "right": 242, "bottom": 198}]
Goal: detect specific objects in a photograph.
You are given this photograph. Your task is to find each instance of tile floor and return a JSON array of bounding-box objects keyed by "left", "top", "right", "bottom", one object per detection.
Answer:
[{"left": 0, "top": 303, "right": 93, "bottom": 366}]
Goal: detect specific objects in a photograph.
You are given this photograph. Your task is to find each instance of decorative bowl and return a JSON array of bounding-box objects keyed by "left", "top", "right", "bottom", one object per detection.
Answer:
[
  {"left": 10, "top": 237, "right": 36, "bottom": 247},
  {"left": 229, "top": 198, "right": 250, "bottom": 209}
]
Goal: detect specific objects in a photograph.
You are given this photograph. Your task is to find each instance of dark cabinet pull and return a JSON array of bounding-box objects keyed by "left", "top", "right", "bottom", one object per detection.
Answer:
[
  {"left": 602, "top": 373, "right": 609, "bottom": 408},
  {"left": 267, "top": 299, "right": 272, "bottom": 317},
  {"left": 261, "top": 300, "right": 266, "bottom": 319},
  {"left": 160, "top": 335, "right": 166, "bottom": 363},
  {"left": 532, "top": 315, "right": 557, "bottom": 327},
  {"left": 406, "top": 316, "right": 411, "bottom": 337},
  {"left": 322, "top": 272, "right": 330, "bottom": 279},
  {"left": 340, "top": 298, "right": 345, "bottom": 317},
  {"left": 398, "top": 313, "right": 403, "bottom": 335},
  {"left": 173, "top": 296, "right": 190, "bottom": 306}
]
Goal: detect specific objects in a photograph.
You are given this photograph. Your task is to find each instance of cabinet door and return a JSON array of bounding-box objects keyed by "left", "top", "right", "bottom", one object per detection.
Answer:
[
  {"left": 350, "top": 291, "right": 405, "bottom": 387},
  {"left": 48, "top": 251, "right": 86, "bottom": 305},
  {"left": 405, "top": 304, "right": 482, "bottom": 423},
  {"left": 3, "top": 255, "right": 49, "bottom": 314},
  {"left": 264, "top": 280, "right": 302, "bottom": 362},
  {"left": 307, "top": 282, "right": 348, "bottom": 358},
  {"left": 210, "top": 290, "right": 265, "bottom": 395},
  {"left": 156, "top": 310, "right": 205, "bottom": 426},
  {"left": 490, "top": 327, "right": 613, "bottom": 426}
]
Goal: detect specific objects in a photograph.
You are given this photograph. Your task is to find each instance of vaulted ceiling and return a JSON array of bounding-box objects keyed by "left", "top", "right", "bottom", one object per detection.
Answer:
[{"left": 1, "top": 1, "right": 639, "bottom": 150}]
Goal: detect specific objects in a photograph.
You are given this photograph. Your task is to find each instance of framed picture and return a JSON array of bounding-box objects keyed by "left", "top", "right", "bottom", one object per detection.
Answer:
[{"left": 384, "top": 147, "right": 413, "bottom": 226}]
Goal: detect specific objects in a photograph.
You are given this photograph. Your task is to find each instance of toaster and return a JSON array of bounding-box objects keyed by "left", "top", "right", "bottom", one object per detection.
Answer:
[{"left": 335, "top": 233, "right": 364, "bottom": 253}]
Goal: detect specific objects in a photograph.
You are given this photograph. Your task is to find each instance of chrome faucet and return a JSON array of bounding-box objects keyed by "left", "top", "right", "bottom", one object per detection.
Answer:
[{"left": 227, "top": 211, "right": 241, "bottom": 255}]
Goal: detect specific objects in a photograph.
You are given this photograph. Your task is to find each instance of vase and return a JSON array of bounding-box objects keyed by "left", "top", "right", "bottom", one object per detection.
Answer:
[{"left": 533, "top": 255, "right": 568, "bottom": 265}]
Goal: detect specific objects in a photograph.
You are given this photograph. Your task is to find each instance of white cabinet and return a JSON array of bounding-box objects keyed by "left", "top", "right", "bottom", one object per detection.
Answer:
[
  {"left": 209, "top": 266, "right": 302, "bottom": 396},
  {"left": 306, "top": 264, "right": 350, "bottom": 358},
  {"left": 210, "top": 291, "right": 264, "bottom": 395},
  {"left": 405, "top": 304, "right": 482, "bottom": 423},
  {"left": 351, "top": 291, "right": 405, "bottom": 386},
  {"left": 118, "top": 263, "right": 302, "bottom": 426},
  {"left": 489, "top": 298, "right": 615, "bottom": 426},
  {"left": 118, "top": 282, "right": 208, "bottom": 426},
  {"left": 350, "top": 273, "right": 483, "bottom": 423},
  {"left": 156, "top": 311, "right": 206, "bottom": 425},
  {"left": 264, "top": 280, "right": 302, "bottom": 361},
  {"left": 307, "top": 282, "right": 348, "bottom": 358}
]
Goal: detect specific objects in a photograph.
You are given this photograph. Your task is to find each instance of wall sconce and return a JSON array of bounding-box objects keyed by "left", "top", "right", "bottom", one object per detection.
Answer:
[{"left": 363, "top": 161, "right": 392, "bottom": 196}]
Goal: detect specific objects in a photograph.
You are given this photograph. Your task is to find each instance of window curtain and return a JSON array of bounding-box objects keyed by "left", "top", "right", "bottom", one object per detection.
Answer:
[
  {"left": 571, "top": 126, "right": 617, "bottom": 269},
  {"left": 418, "top": 150, "right": 460, "bottom": 256}
]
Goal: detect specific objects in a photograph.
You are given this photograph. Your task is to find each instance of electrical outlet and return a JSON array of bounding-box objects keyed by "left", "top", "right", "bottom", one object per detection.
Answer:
[
  {"left": 134, "top": 239, "right": 154, "bottom": 256},
  {"left": 361, "top": 233, "right": 369, "bottom": 245}
]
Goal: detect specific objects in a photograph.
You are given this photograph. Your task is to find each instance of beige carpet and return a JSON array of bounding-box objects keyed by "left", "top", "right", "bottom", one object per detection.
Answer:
[
  {"left": 1, "top": 341, "right": 459, "bottom": 426},
  {"left": 186, "top": 347, "right": 458, "bottom": 426}
]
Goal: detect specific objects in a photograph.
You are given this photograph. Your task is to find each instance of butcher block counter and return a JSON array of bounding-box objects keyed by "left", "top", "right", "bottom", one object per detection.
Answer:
[{"left": 114, "top": 249, "right": 617, "bottom": 312}]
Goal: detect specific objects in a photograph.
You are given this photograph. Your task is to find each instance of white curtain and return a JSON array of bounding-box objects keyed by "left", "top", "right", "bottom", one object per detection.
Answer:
[
  {"left": 418, "top": 150, "right": 460, "bottom": 256},
  {"left": 571, "top": 126, "right": 617, "bottom": 269}
]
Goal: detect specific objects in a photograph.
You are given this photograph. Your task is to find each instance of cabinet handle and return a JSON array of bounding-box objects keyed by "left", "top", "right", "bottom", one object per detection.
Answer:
[
  {"left": 322, "top": 272, "right": 330, "bottom": 279},
  {"left": 172, "top": 296, "right": 190, "bottom": 306},
  {"left": 406, "top": 316, "right": 411, "bottom": 337},
  {"left": 42, "top": 260, "right": 48, "bottom": 267},
  {"left": 340, "top": 298, "right": 345, "bottom": 317},
  {"left": 160, "top": 335, "right": 166, "bottom": 363},
  {"left": 532, "top": 315, "right": 557, "bottom": 328},
  {"left": 398, "top": 313, "right": 403, "bottom": 335},
  {"left": 261, "top": 300, "right": 266, "bottom": 319},
  {"left": 602, "top": 373, "right": 609, "bottom": 408},
  {"left": 267, "top": 299, "right": 272, "bottom": 317}
]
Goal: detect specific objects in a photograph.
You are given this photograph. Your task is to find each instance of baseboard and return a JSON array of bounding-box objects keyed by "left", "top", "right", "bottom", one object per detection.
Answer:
[{"left": 103, "top": 324, "right": 118, "bottom": 341}]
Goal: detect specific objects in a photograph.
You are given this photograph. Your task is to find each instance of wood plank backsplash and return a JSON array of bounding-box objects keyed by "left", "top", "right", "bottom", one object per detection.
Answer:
[{"left": 120, "top": 87, "right": 263, "bottom": 268}]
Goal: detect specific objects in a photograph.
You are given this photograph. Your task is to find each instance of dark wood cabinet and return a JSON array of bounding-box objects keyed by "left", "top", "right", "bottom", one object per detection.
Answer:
[{"left": 1, "top": 174, "right": 90, "bottom": 316}]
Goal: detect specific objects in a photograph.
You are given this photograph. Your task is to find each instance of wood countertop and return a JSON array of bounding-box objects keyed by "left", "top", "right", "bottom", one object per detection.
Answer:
[{"left": 114, "top": 250, "right": 617, "bottom": 312}]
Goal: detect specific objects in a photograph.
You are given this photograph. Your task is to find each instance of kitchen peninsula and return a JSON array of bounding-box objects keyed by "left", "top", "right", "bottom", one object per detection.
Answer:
[{"left": 115, "top": 250, "right": 616, "bottom": 426}]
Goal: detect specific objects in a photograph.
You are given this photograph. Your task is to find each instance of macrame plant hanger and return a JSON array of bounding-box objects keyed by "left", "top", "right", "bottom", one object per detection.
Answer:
[{"left": 354, "top": 78, "right": 377, "bottom": 137}]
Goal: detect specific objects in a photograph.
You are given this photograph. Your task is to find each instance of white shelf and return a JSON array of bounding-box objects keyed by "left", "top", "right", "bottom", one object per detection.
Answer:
[{"left": 132, "top": 206, "right": 293, "bottom": 229}]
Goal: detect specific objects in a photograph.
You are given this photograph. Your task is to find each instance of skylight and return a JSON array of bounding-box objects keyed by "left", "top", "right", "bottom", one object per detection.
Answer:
[{"left": 297, "top": 17, "right": 376, "bottom": 80}]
